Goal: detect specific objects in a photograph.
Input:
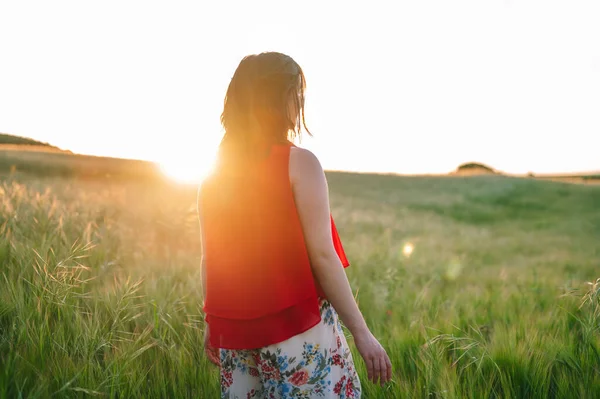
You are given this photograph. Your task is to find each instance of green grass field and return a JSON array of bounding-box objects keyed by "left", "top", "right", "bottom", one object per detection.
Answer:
[{"left": 1, "top": 150, "right": 600, "bottom": 398}]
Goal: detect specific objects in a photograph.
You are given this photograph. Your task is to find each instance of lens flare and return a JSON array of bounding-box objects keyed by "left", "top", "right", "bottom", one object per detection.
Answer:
[{"left": 403, "top": 243, "right": 414, "bottom": 257}]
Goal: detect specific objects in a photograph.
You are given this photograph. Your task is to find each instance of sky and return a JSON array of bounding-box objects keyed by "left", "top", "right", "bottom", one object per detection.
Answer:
[{"left": 1, "top": 0, "right": 599, "bottom": 179}]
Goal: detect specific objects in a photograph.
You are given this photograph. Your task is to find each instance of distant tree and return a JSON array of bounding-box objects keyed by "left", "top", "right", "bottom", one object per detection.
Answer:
[{"left": 456, "top": 162, "right": 496, "bottom": 174}]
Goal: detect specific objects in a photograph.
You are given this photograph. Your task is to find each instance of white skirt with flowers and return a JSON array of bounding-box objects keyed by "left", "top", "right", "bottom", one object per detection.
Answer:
[{"left": 219, "top": 299, "right": 361, "bottom": 399}]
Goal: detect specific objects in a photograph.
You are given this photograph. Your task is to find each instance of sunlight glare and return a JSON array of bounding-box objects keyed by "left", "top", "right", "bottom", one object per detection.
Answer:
[
  {"left": 402, "top": 243, "right": 414, "bottom": 258},
  {"left": 159, "top": 152, "right": 216, "bottom": 184},
  {"left": 445, "top": 260, "right": 463, "bottom": 281}
]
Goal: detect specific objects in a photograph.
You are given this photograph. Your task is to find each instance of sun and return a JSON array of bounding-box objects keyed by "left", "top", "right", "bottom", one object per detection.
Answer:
[{"left": 159, "top": 152, "right": 217, "bottom": 184}]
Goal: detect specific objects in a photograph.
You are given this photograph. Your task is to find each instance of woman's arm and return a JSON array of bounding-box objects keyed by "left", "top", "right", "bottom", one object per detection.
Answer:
[
  {"left": 197, "top": 187, "right": 208, "bottom": 305},
  {"left": 201, "top": 255, "right": 207, "bottom": 309},
  {"left": 289, "top": 147, "right": 392, "bottom": 385},
  {"left": 197, "top": 188, "right": 219, "bottom": 366}
]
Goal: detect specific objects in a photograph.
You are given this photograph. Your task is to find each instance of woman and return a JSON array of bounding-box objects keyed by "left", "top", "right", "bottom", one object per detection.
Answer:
[{"left": 198, "top": 52, "right": 392, "bottom": 398}]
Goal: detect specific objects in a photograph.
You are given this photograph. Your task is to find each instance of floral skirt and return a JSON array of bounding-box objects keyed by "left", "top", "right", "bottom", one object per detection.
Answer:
[{"left": 219, "top": 299, "right": 361, "bottom": 399}]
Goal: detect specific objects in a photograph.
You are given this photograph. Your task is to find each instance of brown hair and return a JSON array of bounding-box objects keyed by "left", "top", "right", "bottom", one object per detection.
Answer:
[{"left": 218, "top": 52, "right": 310, "bottom": 166}]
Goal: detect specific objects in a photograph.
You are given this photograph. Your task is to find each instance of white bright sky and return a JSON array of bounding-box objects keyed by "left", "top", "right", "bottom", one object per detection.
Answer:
[{"left": 1, "top": 1, "right": 599, "bottom": 180}]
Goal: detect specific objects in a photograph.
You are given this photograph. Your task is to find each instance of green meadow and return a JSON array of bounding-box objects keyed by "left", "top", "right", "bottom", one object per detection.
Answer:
[{"left": 1, "top": 148, "right": 600, "bottom": 398}]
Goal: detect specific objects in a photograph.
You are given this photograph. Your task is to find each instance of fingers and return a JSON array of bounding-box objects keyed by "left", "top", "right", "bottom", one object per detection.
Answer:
[
  {"left": 385, "top": 353, "right": 393, "bottom": 383},
  {"left": 205, "top": 347, "right": 214, "bottom": 364},
  {"left": 204, "top": 342, "right": 220, "bottom": 366},
  {"left": 379, "top": 357, "right": 387, "bottom": 386},
  {"left": 372, "top": 355, "right": 381, "bottom": 384},
  {"left": 357, "top": 335, "right": 392, "bottom": 386},
  {"left": 207, "top": 348, "right": 218, "bottom": 365},
  {"left": 366, "top": 357, "right": 375, "bottom": 383},
  {"left": 210, "top": 348, "right": 221, "bottom": 366}
]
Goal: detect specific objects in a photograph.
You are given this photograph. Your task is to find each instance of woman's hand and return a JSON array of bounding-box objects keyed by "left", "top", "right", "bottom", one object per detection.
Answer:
[
  {"left": 203, "top": 325, "right": 220, "bottom": 366},
  {"left": 353, "top": 329, "right": 392, "bottom": 386}
]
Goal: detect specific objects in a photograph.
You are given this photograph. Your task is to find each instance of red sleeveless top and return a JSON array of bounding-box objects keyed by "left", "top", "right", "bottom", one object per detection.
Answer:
[{"left": 198, "top": 143, "right": 349, "bottom": 349}]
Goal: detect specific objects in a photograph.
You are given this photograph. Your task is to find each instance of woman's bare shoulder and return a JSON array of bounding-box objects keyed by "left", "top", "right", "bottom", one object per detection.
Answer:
[
  {"left": 290, "top": 146, "right": 323, "bottom": 172},
  {"left": 289, "top": 147, "right": 324, "bottom": 184}
]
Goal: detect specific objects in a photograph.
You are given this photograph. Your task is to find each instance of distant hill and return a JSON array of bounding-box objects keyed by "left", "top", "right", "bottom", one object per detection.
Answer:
[
  {"left": 0, "top": 133, "right": 163, "bottom": 182},
  {"left": 0, "top": 144, "right": 160, "bottom": 181},
  {"left": 452, "top": 162, "right": 498, "bottom": 176},
  {"left": 0, "top": 133, "right": 57, "bottom": 148}
]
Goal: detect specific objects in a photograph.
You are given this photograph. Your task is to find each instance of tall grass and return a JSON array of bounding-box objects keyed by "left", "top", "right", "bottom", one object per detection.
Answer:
[{"left": 1, "top": 172, "right": 600, "bottom": 398}]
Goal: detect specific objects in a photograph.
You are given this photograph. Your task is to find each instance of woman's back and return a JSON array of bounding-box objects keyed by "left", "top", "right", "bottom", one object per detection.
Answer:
[
  {"left": 200, "top": 142, "right": 351, "bottom": 350},
  {"left": 201, "top": 143, "right": 314, "bottom": 319}
]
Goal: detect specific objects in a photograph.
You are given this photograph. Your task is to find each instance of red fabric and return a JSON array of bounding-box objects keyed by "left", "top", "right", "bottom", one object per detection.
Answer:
[
  {"left": 207, "top": 297, "right": 321, "bottom": 350},
  {"left": 199, "top": 142, "right": 350, "bottom": 349},
  {"left": 332, "top": 215, "right": 350, "bottom": 268}
]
